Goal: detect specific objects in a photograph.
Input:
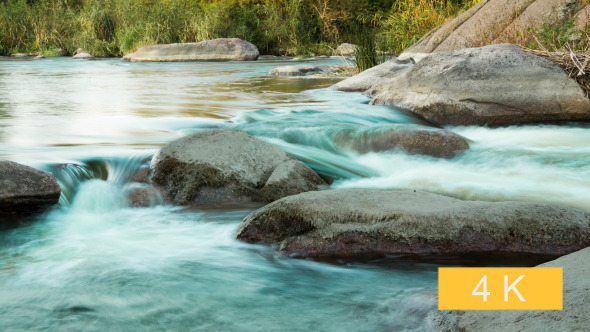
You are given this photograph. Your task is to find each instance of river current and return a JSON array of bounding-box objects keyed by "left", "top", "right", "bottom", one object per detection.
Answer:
[{"left": 0, "top": 57, "right": 588, "bottom": 331}]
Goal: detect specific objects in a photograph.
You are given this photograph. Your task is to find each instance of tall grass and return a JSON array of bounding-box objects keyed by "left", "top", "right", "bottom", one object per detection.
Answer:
[{"left": 0, "top": 0, "right": 481, "bottom": 58}]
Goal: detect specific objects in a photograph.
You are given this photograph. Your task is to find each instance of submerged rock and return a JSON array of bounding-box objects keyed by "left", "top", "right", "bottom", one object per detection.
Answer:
[
  {"left": 0, "top": 161, "right": 61, "bottom": 217},
  {"left": 431, "top": 245, "right": 590, "bottom": 331},
  {"left": 123, "top": 38, "right": 259, "bottom": 62},
  {"left": 331, "top": 57, "right": 415, "bottom": 92},
  {"left": 368, "top": 44, "right": 590, "bottom": 126},
  {"left": 149, "top": 129, "right": 326, "bottom": 206},
  {"left": 236, "top": 189, "right": 590, "bottom": 258},
  {"left": 269, "top": 65, "right": 323, "bottom": 76},
  {"left": 125, "top": 184, "right": 164, "bottom": 208},
  {"left": 333, "top": 126, "right": 469, "bottom": 158}
]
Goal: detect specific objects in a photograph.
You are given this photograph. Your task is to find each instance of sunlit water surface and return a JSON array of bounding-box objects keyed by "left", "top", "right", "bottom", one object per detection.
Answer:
[{"left": 1, "top": 57, "right": 588, "bottom": 331}]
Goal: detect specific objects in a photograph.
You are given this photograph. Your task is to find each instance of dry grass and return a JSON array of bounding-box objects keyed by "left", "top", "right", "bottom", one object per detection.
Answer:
[{"left": 521, "top": 43, "right": 590, "bottom": 97}]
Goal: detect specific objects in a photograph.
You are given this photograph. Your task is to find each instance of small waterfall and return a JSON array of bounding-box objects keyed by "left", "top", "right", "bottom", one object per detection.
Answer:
[{"left": 48, "top": 152, "right": 162, "bottom": 210}]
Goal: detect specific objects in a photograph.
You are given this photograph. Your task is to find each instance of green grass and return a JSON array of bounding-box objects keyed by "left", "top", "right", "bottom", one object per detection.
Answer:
[{"left": 0, "top": 0, "right": 480, "bottom": 58}]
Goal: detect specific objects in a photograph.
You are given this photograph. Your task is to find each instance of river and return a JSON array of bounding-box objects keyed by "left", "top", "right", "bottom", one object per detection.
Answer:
[{"left": 0, "top": 57, "right": 588, "bottom": 331}]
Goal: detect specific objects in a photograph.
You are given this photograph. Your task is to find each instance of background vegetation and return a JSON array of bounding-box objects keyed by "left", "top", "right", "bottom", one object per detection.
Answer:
[{"left": 0, "top": 0, "right": 480, "bottom": 57}]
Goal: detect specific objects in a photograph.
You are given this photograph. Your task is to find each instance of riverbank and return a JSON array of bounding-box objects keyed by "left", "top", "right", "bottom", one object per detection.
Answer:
[{"left": 0, "top": 0, "right": 478, "bottom": 57}]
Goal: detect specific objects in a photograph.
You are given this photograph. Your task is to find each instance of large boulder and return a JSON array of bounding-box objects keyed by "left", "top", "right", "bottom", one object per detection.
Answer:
[
  {"left": 401, "top": 0, "right": 590, "bottom": 59},
  {"left": 333, "top": 126, "right": 469, "bottom": 158},
  {"left": 431, "top": 245, "right": 590, "bottom": 331},
  {"left": 149, "top": 129, "right": 326, "bottom": 205},
  {"left": 336, "top": 43, "right": 358, "bottom": 56},
  {"left": 331, "top": 57, "right": 415, "bottom": 92},
  {"left": 236, "top": 189, "right": 590, "bottom": 258},
  {"left": 368, "top": 44, "right": 590, "bottom": 126},
  {"left": 123, "top": 38, "right": 259, "bottom": 62},
  {"left": 72, "top": 52, "right": 96, "bottom": 60},
  {"left": 0, "top": 161, "right": 61, "bottom": 217}
]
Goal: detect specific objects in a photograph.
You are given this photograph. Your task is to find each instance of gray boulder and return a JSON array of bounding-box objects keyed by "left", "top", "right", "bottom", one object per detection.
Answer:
[
  {"left": 0, "top": 161, "right": 61, "bottom": 217},
  {"left": 269, "top": 65, "right": 323, "bottom": 76},
  {"left": 236, "top": 189, "right": 590, "bottom": 258},
  {"left": 72, "top": 52, "right": 96, "bottom": 60},
  {"left": 431, "top": 245, "right": 590, "bottom": 332},
  {"left": 369, "top": 44, "right": 590, "bottom": 126},
  {"left": 333, "top": 126, "right": 469, "bottom": 158},
  {"left": 149, "top": 129, "right": 326, "bottom": 206},
  {"left": 125, "top": 184, "right": 164, "bottom": 208},
  {"left": 123, "top": 38, "right": 259, "bottom": 62},
  {"left": 332, "top": 57, "right": 415, "bottom": 92},
  {"left": 336, "top": 43, "right": 358, "bottom": 56}
]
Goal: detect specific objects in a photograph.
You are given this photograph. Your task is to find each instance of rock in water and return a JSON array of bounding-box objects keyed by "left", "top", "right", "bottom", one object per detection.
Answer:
[
  {"left": 431, "top": 245, "right": 590, "bottom": 331},
  {"left": 122, "top": 38, "right": 259, "bottom": 62},
  {"left": 236, "top": 189, "right": 590, "bottom": 258},
  {"left": 369, "top": 44, "right": 590, "bottom": 126},
  {"left": 269, "top": 65, "right": 323, "bottom": 76},
  {"left": 331, "top": 57, "right": 415, "bottom": 92},
  {"left": 72, "top": 52, "right": 96, "bottom": 60},
  {"left": 333, "top": 126, "right": 469, "bottom": 158},
  {"left": 149, "top": 129, "right": 326, "bottom": 205},
  {"left": 0, "top": 161, "right": 61, "bottom": 217}
]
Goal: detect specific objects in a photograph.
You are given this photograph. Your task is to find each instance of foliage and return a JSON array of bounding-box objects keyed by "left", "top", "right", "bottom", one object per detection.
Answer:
[{"left": 0, "top": 0, "right": 482, "bottom": 58}]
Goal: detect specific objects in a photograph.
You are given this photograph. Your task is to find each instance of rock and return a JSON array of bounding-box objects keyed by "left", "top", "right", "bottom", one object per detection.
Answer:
[
  {"left": 336, "top": 43, "right": 358, "bottom": 56},
  {"left": 125, "top": 184, "right": 164, "bottom": 208},
  {"left": 72, "top": 52, "right": 96, "bottom": 60},
  {"left": 236, "top": 189, "right": 590, "bottom": 258},
  {"left": 128, "top": 167, "right": 149, "bottom": 184},
  {"left": 401, "top": 0, "right": 589, "bottom": 58},
  {"left": 0, "top": 161, "right": 61, "bottom": 217},
  {"left": 431, "top": 245, "right": 590, "bottom": 332},
  {"left": 331, "top": 57, "right": 415, "bottom": 92},
  {"left": 269, "top": 65, "right": 323, "bottom": 76},
  {"left": 10, "top": 53, "right": 36, "bottom": 58},
  {"left": 333, "top": 126, "right": 469, "bottom": 158},
  {"left": 369, "top": 44, "right": 590, "bottom": 126},
  {"left": 122, "top": 38, "right": 259, "bottom": 62},
  {"left": 34, "top": 55, "right": 45, "bottom": 59},
  {"left": 149, "top": 129, "right": 326, "bottom": 206},
  {"left": 73, "top": 48, "right": 85, "bottom": 55}
]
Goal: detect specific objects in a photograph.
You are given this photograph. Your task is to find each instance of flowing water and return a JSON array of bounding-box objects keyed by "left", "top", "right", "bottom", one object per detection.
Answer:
[{"left": 0, "top": 57, "right": 588, "bottom": 331}]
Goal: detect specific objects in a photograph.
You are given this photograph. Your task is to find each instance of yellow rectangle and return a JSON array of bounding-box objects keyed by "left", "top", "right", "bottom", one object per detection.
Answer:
[{"left": 438, "top": 267, "right": 562, "bottom": 310}]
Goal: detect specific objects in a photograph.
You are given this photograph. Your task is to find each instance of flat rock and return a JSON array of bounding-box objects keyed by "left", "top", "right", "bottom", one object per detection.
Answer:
[
  {"left": 149, "top": 129, "right": 326, "bottom": 206},
  {"left": 331, "top": 58, "right": 414, "bottom": 92},
  {"left": 369, "top": 44, "right": 590, "bottom": 126},
  {"left": 431, "top": 245, "right": 590, "bottom": 331},
  {"left": 269, "top": 65, "right": 323, "bottom": 76},
  {"left": 333, "top": 126, "right": 469, "bottom": 158},
  {"left": 236, "top": 189, "right": 590, "bottom": 258},
  {"left": 0, "top": 161, "right": 61, "bottom": 217},
  {"left": 123, "top": 38, "right": 259, "bottom": 62}
]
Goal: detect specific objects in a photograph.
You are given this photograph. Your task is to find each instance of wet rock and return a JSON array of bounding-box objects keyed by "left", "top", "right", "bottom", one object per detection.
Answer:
[
  {"left": 334, "top": 126, "right": 469, "bottom": 158},
  {"left": 149, "top": 129, "right": 326, "bottom": 206},
  {"left": 236, "top": 189, "right": 590, "bottom": 258},
  {"left": 336, "top": 43, "right": 358, "bottom": 56},
  {"left": 0, "top": 161, "right": 61, "bottom": 217},
  {"left": 72, "top": 52, "right": 96, "bottom": 60},
  {"left": 269, "top": 65, "right": 323, "bottom": 76},
  {"left": 331, "top": 57, "right": 415, "bottom": 92},
  {"left": 122, "top": 38, "right": 259, "bottom": 62},
  {"left": 34, "top": 55, "right": 45, "bottom": 59},
  {"left": 369, "top": 44, "right": 590, "bottom": 126},
  {"left": 431, "top": 245, "right": 590, "bottom": 331},
  {"left": 125, "top": 184, "right": 164, "bottom": 208},
  {"left": 10, "top": 53, "right": 36, "bottom": 58}
]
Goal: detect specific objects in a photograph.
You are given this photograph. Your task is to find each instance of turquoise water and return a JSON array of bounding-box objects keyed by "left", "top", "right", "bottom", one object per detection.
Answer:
[{"left": 0, "top": 57, "right": 588, "bottom": 331}]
